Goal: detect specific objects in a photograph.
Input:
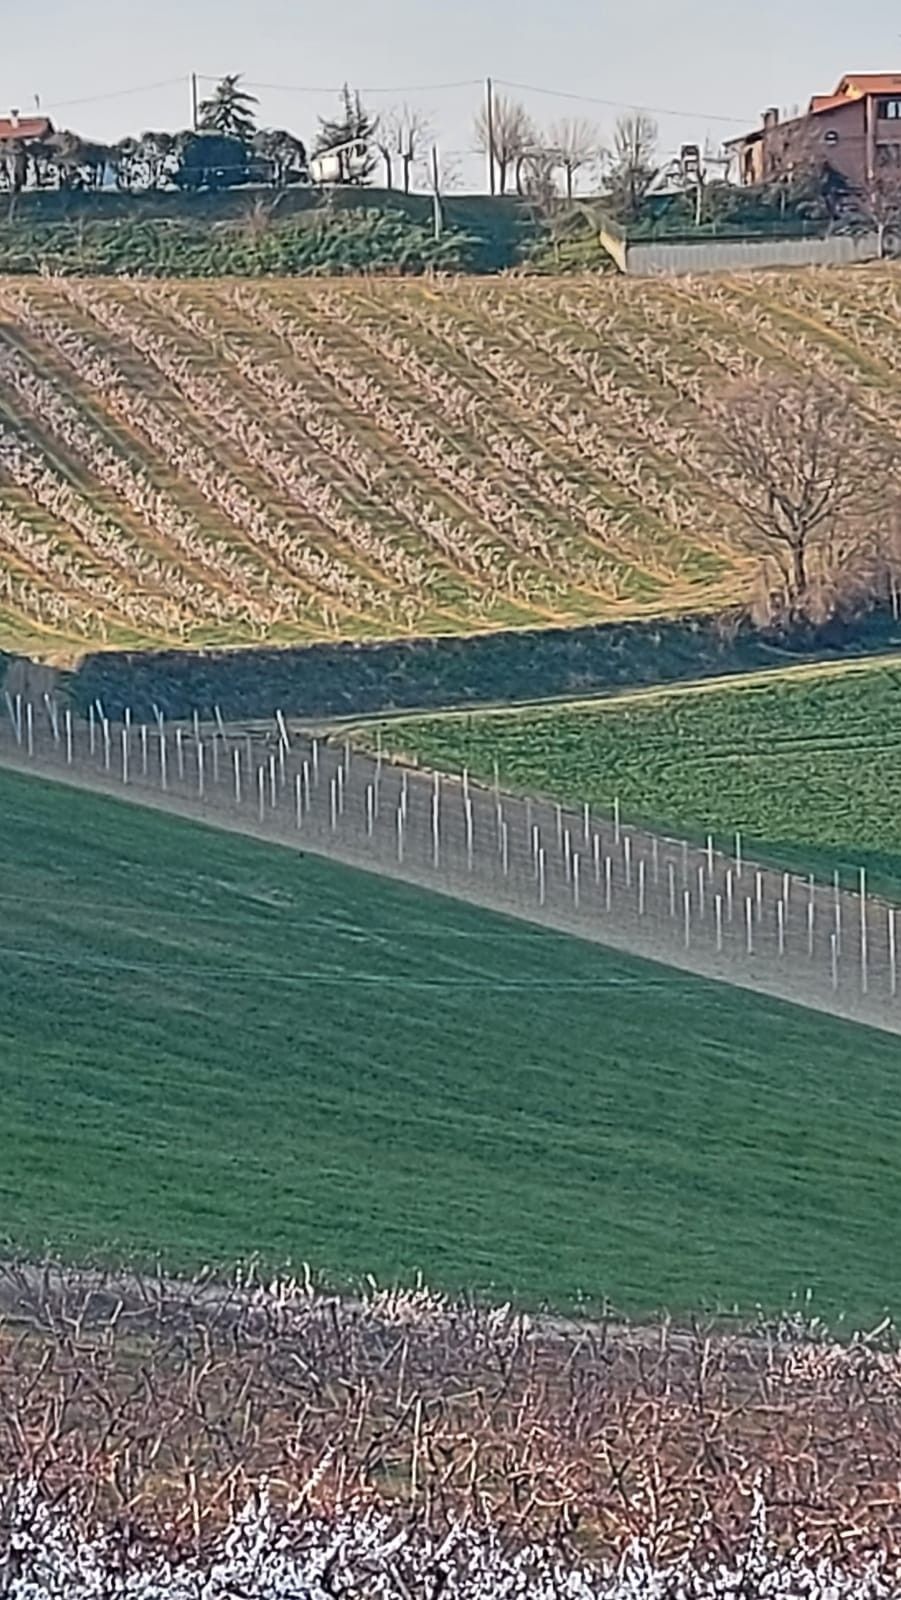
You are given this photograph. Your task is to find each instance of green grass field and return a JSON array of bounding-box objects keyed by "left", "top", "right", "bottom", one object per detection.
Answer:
[
  {"left": 2, "top": 765, "right": 901, "bottom": 1323},
  {"left": 373, "top": 657, "right": 901, "bottom": 900}
]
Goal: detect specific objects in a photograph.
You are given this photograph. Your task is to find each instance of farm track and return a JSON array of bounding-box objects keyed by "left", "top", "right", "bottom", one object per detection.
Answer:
[
  {"left": 306, "top": 647, "right": 901, "bottom": 729},
  {"left": 2, "top": 704, "right": 899, "bottom": 1039}
]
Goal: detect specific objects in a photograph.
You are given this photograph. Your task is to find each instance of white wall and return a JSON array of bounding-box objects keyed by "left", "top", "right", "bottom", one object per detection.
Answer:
[{"left": 623, "top": 232, "right": 883, "bottom": 276}]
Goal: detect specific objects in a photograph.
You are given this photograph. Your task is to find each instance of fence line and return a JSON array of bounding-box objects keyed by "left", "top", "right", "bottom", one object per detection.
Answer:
[{"left": 3, "top": 694, "right": 900, "bottom": 1035}]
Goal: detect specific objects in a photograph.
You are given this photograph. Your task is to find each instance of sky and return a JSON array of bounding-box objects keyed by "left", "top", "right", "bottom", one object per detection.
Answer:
[{"left": 2, "top": 0, "right": 898, "bottom": 188}]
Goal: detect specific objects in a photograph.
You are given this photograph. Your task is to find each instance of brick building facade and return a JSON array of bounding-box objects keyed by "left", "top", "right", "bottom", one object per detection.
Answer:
[{"left": 727, "top": 74, "right": 901, "bottom": 192}]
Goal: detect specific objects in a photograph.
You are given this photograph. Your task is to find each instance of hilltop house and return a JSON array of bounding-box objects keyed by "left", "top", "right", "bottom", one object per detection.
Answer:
[
  {"left": 726, "top": 73, "right": 901, "bottom": 191},
  {"left": 0, "top": 112, "right": 54, "bottom": 145}
]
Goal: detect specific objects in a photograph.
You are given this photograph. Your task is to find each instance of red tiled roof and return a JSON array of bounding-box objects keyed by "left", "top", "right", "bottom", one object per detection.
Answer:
[
  {"left": 809, "top": 94, "right": 849, "bottom": 114},
  {"left": 834, "top": 73, "right": 901, "bottom": 97},
  {"left": 0, "top": 117, "right": 52, "bottom": 141},
  {"left": 806, "top": 76, "right": 901, "bottom": 116}
]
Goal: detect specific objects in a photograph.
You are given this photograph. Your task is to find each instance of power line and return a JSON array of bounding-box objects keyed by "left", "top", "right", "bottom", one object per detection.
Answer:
[
  {"left": 31, "top": 69, "right": 756, "bottom": 132},
  {"left": 205, "top": 70, "right": 751, "bottom": 123},
  {"left": 39, "top": 78, "right": 185, "bottom": 114},
  {"left": 495, "top": 77, "right": 754, "bottom": 126},
  {"left": 201, "top": 75, "right": 482, "bottom": 97}
]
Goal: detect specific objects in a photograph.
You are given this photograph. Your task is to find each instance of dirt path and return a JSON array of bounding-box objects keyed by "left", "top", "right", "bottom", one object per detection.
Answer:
[{"left": 268, "top": 648, "right": 901, "bottom": 735}]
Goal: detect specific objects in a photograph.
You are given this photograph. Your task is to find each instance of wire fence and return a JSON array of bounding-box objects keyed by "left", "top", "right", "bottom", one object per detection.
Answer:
[{"left": 3, "top": 690, "right": 900, "bottom": 1036}]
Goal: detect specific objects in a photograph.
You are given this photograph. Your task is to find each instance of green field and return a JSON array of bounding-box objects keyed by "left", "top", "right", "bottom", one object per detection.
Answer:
[
  {"left": 373, "top": 658, "right": 901, "bottom": 900},
  {"left": 2, "top": 765, "right": 901, "bottom": 1323}
]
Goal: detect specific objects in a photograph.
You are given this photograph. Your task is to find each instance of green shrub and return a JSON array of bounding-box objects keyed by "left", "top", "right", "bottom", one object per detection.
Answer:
[
  {"left": 65, "top": 610, "right": 901, "bottom": 723},
  {"left": 0, "top": 208, "right": 474, "bottom": 277}
]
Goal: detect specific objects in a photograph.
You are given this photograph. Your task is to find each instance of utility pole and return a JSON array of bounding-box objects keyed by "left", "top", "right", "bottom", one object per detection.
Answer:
[
  {"left": 430, "top": 145, "right": 443, "bottom": 240},
  {"left": 485, "top": 76, "right": 496, "bottom": 196},
  {"left": 190, "top": 72, "right": 199, "bottom": 132}
]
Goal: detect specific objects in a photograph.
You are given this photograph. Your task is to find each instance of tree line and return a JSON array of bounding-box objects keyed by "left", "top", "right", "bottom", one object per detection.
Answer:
[
  {"left": 0, "top": 74, "right": 709, "bottom": 225},
  {"left": 3, "top": 72, "right": 898, "bottom": 250},
  {"left": 0, "top": 75, "right": 458, "bottom": 203},
  {"left": 477, "top": 92, "right": 901, "bottom": 245},
  {"left": 0, "top": 78, "right": 383, "bottom": 196},
  {"left": 0, "top": 75, "right": 661, "bottom": 212}
]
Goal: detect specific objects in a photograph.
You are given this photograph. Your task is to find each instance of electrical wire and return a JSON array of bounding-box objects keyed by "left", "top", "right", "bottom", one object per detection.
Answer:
[
  {"left": 31, "top": 69, "right": 757, "bottom": 136},
  {"left": 38, "top": 78, "right": 186, "bottom": 114},
  {"left": 495, "top": 77, "right": 753, "bottom": 125},
  {"left": 28, "top": 71, "right": 755, "bottom": 128},
  {"left": 203, "top": 76, "right": 483, "bottom": 96}
]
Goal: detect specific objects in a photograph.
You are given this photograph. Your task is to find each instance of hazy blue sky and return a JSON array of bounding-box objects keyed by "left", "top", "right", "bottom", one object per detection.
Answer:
[{"left": 3, "top": 0, "right": 898, "bottom": 185}]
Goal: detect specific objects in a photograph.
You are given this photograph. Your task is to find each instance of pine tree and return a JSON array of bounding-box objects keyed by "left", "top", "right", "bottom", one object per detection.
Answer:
[
  {"left": 313, "top": 85, "right": 377, "bottom": 183},
  {"left": 198, "top": 75, "right": 259, "bottom": 142}
]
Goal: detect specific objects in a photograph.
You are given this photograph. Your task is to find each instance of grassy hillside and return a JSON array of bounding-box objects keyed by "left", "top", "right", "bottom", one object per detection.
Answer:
[
  {"left": 2, "top": 764, "right": 901, "bottom": 1322},
  {"left": 373, "top": 655, "right": 901, "bottom": 898},
  {"left": 0, "top": 265, "right": 900, "bottom": 663}
]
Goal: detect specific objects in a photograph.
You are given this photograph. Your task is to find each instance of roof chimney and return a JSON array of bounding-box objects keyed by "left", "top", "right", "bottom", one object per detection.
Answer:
[
  {"left": 762, "top": 106, "right": 779, "bottom": 130},
  {"left": 9, "top": 108, "right": 19, "bottom": 129}
]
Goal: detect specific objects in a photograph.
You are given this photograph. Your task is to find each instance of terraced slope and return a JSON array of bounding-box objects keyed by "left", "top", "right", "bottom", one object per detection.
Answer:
[{"left": 0, "top": 266, "right": 899, "bottom": 660}]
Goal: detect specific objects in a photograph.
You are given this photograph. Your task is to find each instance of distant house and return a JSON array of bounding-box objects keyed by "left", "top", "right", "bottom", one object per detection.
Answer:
[
  {"left": 727, "top": 74, "right": 901, "bottom": 191},
  {"left": 0, "top": 113, "right": 54, "bottom": 145}
]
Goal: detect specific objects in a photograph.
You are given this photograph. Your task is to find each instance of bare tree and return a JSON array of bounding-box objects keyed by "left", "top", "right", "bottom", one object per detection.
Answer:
[
  {"left": 514, "top": 140, "right": 560, "bottom": 205},
  {"left": 548, "top": 117, "right": 602, "bottom": 199},
  {"left": 856, "top": 162, "right": 901, "bottom": 259},
  {"left": 602, "top": 112, "right": 659, "bottom": 221},
  {"left": 708, "top": 376, "right": 895, "bottom": 617},
  {"left": 376, "top": 105, "right": 431, "bottom": 192},
  {"left": 473, "top": 94, "right": 534, "bottom": 195},
  {"left": 755, "top": 114, "right": 853, "bottom": 226}
]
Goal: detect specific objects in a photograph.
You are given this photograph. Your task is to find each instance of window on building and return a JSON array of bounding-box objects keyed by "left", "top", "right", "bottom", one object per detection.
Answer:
[{"left": 878, "top": 98, "right": 901, "bottom": 119}]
